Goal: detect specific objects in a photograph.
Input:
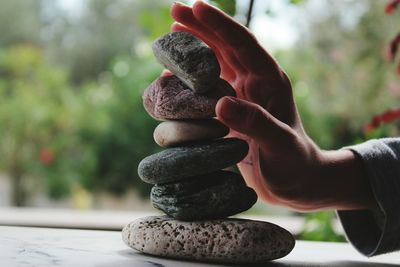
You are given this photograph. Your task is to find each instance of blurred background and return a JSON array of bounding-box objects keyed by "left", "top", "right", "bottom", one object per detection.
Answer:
[{"left": 0, "top": 0, "right": 399, "bottom": 242}]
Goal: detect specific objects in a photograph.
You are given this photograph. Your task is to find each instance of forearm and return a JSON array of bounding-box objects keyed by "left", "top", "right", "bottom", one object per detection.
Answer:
[{"left": 316, "top": 149, "right": 377, "bottom": 211}]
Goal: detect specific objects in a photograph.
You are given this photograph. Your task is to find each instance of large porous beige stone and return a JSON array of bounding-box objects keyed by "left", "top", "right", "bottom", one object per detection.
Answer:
[
  {"left": 153, "top": 119, "right": 229, "bottom": 147},
  {"left": 122, "top": 216, "right": 295, "bottom": 264}
]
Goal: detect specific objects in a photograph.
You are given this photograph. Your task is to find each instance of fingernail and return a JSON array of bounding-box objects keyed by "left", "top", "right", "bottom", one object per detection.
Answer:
[
  {"left": 194, "top": 0, "right": 206, "bottom": 7},
  {"left": 173, "top": 1, "right": 185, "bottom": 7},
  {"left": 171, "top": 21, "right": 180, "bottom": 28},
  {"left": 161, "top": 69, "right": 173, "bottom": 76}
]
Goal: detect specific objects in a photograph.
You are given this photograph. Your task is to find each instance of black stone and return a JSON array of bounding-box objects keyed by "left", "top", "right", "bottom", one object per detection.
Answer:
[
  {"left": 151, "top": 170, "right": 257, "bottom": 221},
  {"left": 137, "top": 138, "right": 249, "bottom": 184}
]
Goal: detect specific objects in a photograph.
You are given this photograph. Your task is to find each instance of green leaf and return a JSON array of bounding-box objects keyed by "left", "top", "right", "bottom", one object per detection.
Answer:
[
  {"left": 290, "top": 0, "right": 305, "bottom": 5},
  {"left": 300, "top": 212, "right": 346, "bottom": 242},
  {"left": 138, "top": 5, "right": 174, "bottom": 40},
  {"left": 265, "top": 7, "right": 276, "bottom": 17},
  {"left": 209, "top": 0, "right": 236, "bottom": 16}
]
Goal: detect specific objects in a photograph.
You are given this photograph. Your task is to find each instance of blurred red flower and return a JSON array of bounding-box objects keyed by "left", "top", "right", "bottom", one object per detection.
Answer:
[
  {"left": 364, "top": 109, "right": 400, "bottom": 134},
  {"left": 385, "top": 0, "right": 400, "bottom": 14},
  {"left": 388, "top": 33, "right": 400, "bottom": 62},
  {"left": 40, "top": 148, "right": 54, "bottom": 166}
]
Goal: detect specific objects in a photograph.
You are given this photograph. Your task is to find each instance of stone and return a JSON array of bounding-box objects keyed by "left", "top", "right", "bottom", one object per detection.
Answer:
[
  {"left": 151, "top": 170, "right": 257, "bottom": 221},
  {"left": 152, "top": 31, "right": 220, "bottom": 94},
  {"left": 122, "top": 216, "right": 295, "bottom": 264},
  {"left": 138, "top": 138, "right": 248, "bottom": 184},
  {"left": 143, "top": 75, "right": 235, "bottom": 121},
  {"left": 153, "top": 119, "right": 229, "bottom": 147}
]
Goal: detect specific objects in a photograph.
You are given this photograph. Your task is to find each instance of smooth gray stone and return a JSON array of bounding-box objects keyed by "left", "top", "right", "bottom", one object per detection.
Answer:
[
  {"left": 138, "top": 138, "right": 248, "bottom": 184},
  {"left": 151, "top": 170, "right": 257, "bottom": 220},
  {"left": 152, "top": 31, "right": 220, "bottom": 94},
  {"left": 122, "top": 216, "right": 296, "bottom": 264},
  {"left": 143, "top": 75, "right": 235, "bottom": 121},
  {"left": 153, "top": 119, "right": 229, "bottom": 147}
]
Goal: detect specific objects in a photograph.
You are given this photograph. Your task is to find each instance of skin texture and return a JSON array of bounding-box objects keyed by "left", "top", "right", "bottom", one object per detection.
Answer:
[{"left": 170, "top": 1, "right": 376, "bottom": 211}]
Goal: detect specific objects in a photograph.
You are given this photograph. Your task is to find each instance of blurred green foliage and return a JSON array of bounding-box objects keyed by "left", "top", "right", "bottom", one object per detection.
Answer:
[
  {"left": 0, "top": 0, "right": 172, "bottom": 205},
  {"left": 300, "top": 211, "right": 346, "bottom": 242},
  {"left": 210, "top": 0, "right": 236, "bottom": 16}
]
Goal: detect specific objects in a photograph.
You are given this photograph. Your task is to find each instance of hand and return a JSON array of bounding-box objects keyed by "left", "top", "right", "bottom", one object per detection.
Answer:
[{"left": 171, "top": 1, "right": 375, "bottom": 211}]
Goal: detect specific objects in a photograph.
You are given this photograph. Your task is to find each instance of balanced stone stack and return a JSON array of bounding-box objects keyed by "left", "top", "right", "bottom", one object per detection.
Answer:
[{"left": 122, "top": 31, "right": 295, "bottom": 264}]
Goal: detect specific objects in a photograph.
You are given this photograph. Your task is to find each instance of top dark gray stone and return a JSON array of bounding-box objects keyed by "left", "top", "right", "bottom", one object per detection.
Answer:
[{"left": 152, "top": 31, "right": 220, "bottom": 94}]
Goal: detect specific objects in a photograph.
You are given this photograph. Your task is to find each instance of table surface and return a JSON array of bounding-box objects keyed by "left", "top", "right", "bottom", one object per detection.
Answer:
[{"left": 1, "top": 226, "right": 399, "bottom": 267}]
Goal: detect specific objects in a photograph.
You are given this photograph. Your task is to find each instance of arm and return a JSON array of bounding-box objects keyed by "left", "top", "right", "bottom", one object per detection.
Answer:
[{"left": 171, "top": 1, "right": 375, "bottom": 211}]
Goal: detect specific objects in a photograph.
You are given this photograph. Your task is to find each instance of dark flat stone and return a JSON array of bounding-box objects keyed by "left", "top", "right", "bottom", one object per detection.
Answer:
[
  {"left": 151, "top": 170, "right": 257, "bottom": 220},
  {"left": 152, "top": 31, "right": 220, "bottom": 94},
  {"left": 137, "top": 138, "right": 248, "bottom": 184},
  {"left": 143, "top": 75, "right": 235, "bottom": 121}
]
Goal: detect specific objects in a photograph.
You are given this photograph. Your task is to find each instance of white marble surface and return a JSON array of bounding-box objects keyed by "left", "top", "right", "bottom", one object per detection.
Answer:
[{"left": 1, "top": 226, "right": 400, "bottom": 267}]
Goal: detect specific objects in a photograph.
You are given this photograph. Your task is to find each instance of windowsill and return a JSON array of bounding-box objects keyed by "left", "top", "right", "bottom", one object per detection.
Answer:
[{"left": 0, "top": 207, "right": 310, "bottom": 234}]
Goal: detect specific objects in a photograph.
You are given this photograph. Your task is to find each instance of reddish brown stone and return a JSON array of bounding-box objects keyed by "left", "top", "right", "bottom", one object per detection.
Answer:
[{"left": 143, "top": 75, "right": 235, "bottom": 121}]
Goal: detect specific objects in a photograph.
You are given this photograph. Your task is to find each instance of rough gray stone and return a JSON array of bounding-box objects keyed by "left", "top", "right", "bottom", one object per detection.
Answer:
[
  {"left": 143, "top": 75, "right": 235, "bottom": 121},
  {"left": 152, "top": 31, "right": 220, "bottom": 94},
  {"left": 122, "top": 216, "right": 295, "bottom": 264},
  {"left": 151, "top": 170, "right": 257, "bottom": 220},
  {"left": 138, "top": 138, "right": 248, "bottom": 184},
  {"left": 153, "top": 119, "right": 229, "bottom": 147}
]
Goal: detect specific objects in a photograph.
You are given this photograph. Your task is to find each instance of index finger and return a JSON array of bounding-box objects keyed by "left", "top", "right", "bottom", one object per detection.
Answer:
[{"left": 192, "top": 1, "right": 280, "bottom": 74}]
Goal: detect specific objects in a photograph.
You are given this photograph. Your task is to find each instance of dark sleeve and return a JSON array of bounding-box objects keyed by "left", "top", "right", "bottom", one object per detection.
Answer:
[{"left": 337, "top": 138, "right": 400, "bottom": 256}]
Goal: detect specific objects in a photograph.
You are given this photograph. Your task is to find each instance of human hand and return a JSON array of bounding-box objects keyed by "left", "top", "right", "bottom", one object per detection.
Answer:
[{"left": 171, "top": 1, "right": 375, "bottom": 211}]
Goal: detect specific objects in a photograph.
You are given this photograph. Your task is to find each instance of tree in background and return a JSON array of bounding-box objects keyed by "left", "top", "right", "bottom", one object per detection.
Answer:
[
  {"left": 0, "top": 0, "right": 173, "bottom": 205},
  {"left": 0, "top": 45, "right": 97, "bottom": 205},
  {"left": 277, "top": 0, "right": 400, "bottom": 149},
  {"left": 363, "top": 0, "right": 400, "bottom": 135},
  {"left": 0, "top": 0, "right": 42, "bottom": 47}
]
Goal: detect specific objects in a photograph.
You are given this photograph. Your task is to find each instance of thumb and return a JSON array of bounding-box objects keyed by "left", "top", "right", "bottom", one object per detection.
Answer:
[
  {"left": 161, "top": 69, "right": 173, "bottom": 77},
  {"left": 216, "top": 96, "right": 291, "bottom": 146}
]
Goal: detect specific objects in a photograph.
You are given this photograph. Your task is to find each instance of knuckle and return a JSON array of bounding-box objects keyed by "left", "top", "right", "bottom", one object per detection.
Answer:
[{"left": 245, "top": 104, "right": 265, "bottom": 128}]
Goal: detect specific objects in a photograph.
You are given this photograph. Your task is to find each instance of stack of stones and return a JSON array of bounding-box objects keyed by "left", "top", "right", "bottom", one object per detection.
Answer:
[{"left": 122, "top": 31, "right": 295, "bottom": 264}]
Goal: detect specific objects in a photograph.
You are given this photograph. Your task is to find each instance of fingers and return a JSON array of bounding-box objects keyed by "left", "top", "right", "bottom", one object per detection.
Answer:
[
  {"left": 161, "top": 69, "right": 173, "bottom": 76},
  {"left": 171, "top": 22, "right": 236, "bottom": 82},
  {"left": 192, "top": 1, "right": 279, "bottom": 74},
  {"left": 216, "top": 96, "right": 291, "bottom": 147},
  {"left": 171, "top": 2, "right": 247, "bottom": 76}
]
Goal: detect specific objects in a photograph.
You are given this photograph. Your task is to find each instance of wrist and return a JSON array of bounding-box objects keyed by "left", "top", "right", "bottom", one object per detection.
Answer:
[{"left": 317, "top": 149, "right": 377, "bottom": 210}]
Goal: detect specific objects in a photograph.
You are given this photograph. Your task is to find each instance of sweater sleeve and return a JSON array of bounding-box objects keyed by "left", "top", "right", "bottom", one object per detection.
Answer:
[{"left": 337, "top": 138, "right": 400, "bottom": 256}]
